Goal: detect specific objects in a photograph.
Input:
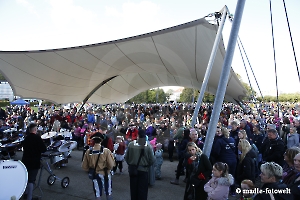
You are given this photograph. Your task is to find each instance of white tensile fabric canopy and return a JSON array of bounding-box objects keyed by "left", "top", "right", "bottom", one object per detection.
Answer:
[{"left": 0, "top": 17, "right": 246, "bottom": 105}]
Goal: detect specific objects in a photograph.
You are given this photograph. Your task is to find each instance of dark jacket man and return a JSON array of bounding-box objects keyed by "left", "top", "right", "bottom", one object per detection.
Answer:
[
  {"left": 125, "top": 129, "right": 155, "bottom": 200},
  {"left": 262, "top": 129, "right": 285, "bottom": 166}
]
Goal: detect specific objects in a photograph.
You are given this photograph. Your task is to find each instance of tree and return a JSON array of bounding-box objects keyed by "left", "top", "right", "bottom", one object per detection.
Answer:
[
  {"left": 0, "top": 73, "right": 6, "bottom": 81},
  {"left": 179, "top": 88, "right": 195, "bottom": 103},
  {"left": 236, "top": 73, "right": 257, "bottom": 101},
  {"left": 179, "top": 88, "right": 215, "bottom": 103},
  {"left": 127, "top": 88, "right": 167, "bottom": 103},
  {"left": 203, "top": 92, "right": 215, "bottom": 103}
]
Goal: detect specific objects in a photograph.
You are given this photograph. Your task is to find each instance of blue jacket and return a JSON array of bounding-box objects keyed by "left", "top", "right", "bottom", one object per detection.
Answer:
[
  {"left": 87, "top": 113, "right": 95, "bottom": 124},
  {"left": 211, "top": 135, "right": 236, "bottom": 163}
]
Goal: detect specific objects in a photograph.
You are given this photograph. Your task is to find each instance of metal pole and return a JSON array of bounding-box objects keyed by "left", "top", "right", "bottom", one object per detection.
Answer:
[
  {"left": 192, "top": 89, "right": 195, "bottom": 103},
  {"left": 203, "top": 0, "right": 247, "bottom": 157},
  {"left": 156, "top": 87, "right": 159, "bottom": 103},
  {"left": 191, "top": 7, "right": 228, "bottom": 127}
]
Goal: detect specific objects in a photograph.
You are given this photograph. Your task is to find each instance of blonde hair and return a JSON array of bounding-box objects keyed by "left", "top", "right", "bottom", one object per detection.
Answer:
[
  {"left": 186, "top": 142, "right": 202, "bottom": 155},
  {"left": 221, "top": 127, "right": 230, "bottom": 138},
  {"left": 238, "top": 129, "right": 248, "bottom": 139},
  {"left": 239, "top": 139, "right": 252, "bottom": 163}
]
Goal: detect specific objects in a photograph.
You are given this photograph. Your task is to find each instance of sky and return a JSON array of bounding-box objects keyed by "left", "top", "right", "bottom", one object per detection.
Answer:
[{"left": 0, "top": 0, "right": 299, "bottom": 97}]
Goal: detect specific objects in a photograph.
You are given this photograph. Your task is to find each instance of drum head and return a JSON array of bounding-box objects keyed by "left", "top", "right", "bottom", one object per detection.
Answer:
[
  {"left": 52, "top": 140, "right": 62, "bottom": 148},
  {"left": 0, "top": 160, "right": 28, "bottom": 199},
  {"left": 58, "top": 141, "right": 77, "bottom": 152}
]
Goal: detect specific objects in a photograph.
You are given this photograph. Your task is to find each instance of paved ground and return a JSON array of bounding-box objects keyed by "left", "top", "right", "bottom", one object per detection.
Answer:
[
  {"left": 9, "top": 149, "right": 245, "bottom": 200},
  {"left": 11, "top": 149, "right": 186, "bottom": 200}
]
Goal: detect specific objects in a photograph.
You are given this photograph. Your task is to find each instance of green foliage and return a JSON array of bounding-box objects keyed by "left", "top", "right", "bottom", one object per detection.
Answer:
[
  {"left": 257, "top": 93, "right": 300, "bottom": 103},
  {"left": 236, "top": 73, "right": 258, "bottom": 101},
  {"left": 203, "top": 92, "right": 215, "bottom": 103},
  {"left": 242, "top": 82, "right": 257, "bottom": 101},
  {"left": 179, "top": 88, "right": 195, "bottom": 103},
  {"left": 127, "top": 88, "right": 167, "bottom": 104},
  {"left": 0, "top": 73, "right": 6, "bottom": 81},
  {"left": 0, "top": 101, "right": 10, "bottom": 107},
  {"left": 43, "top": 101, "right": 56, "bottom": 106},
  {"left": 179, "top": 88, "right": 215, "bottom": 103}
]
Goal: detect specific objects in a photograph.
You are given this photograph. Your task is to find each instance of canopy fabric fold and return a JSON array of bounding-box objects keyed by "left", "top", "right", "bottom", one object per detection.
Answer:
[{"left": 0, "top": 17, "right": 246, "bottom": 104}]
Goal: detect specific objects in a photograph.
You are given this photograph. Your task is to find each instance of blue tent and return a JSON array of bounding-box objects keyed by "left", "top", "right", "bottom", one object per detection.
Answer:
[{"left": 10, "top": 99, "right": 29, "bottom": 105}]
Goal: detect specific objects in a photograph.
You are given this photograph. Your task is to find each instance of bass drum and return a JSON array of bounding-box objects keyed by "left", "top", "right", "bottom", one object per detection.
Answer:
[{"left": 0, "top": 160, "right": 28, "bottom": 199}]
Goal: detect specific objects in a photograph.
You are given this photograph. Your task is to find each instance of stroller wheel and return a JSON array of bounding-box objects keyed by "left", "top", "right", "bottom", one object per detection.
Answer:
[
  {"left": 61, "top": 177, "right": 70, "bottom": 188},
  {"left": 47, "top": 175, "right": 56, "bottom": 185}
]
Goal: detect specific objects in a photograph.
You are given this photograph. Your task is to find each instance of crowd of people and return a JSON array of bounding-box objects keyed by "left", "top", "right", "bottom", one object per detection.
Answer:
[{"left": 1, "top": 101, "right": 300, "bottom": 199}]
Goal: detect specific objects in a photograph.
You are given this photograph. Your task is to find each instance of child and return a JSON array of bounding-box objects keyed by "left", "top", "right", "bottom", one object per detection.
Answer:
[
  {"left": 154, "top": 143, "right": 163, "bottom": 180},
  {"left": 150, "top": 138, "right": 157, "bottom": 151},
  {"left": 113, "top": 136, "right": 126, "bottom": 174},
  {"left": 240, "top": 179, "right": 255, "bottom": 200},
  {"left": 204, "top": 162, "right": 234, "bottom": 200}
]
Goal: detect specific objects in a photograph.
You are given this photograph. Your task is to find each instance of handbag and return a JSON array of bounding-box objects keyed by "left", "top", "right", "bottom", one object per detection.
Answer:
[
  {"left": 88, "top": 149, "right": 101, "bottom": 180},
  {"left": 128, "top": 149, "right": 144, "bottom": 176}
]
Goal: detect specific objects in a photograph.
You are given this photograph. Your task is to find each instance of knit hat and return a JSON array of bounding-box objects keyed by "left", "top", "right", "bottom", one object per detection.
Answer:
[{"left": 150, "top": 138, "right": 157, "bottom": 148}]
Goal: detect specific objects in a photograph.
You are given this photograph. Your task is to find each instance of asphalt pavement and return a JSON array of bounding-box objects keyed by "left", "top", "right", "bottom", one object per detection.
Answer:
[
  {"left": 9, "top": 149, "right": 188, "bottom": 200},
  {"left": 6, "top": 147, "right": 245, "bottom": 200}
]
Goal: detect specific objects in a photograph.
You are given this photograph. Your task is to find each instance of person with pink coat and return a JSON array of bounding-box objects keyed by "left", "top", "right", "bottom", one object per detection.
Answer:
[{"left": 204, "top": 162, "right": 234, "bottom": 200}]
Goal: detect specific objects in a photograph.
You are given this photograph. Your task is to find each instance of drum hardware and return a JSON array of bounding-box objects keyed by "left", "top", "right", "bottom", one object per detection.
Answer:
[
  {"left": 43, "top": 140, "right": 75, "bottom": 168},
  {"left": 37, "top": 156, "right": 70, "bottom": 193},
  {"left": 58, "top": 129, "right": 72, "bottom": 141},
  {"left": 0, "top": 160, "right": 28, "bottom": 199},
  {"left": 0, "top": 142, "right": 18, "bottom": 159}
]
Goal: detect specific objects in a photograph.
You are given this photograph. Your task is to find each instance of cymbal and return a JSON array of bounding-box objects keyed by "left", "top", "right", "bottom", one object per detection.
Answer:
[
  {"left": 58, "top": 141, "right": 77, "bottom": 152},
  {"left": 0, "top": 137, "right": 9, "bottom": 142},
  {"left": 41, "top": 132, "right": 57, "bottom": 139},
  {"left": 12, "top": 137, "right": 24, "bottom": 144},
  {"left": 3, "top": 128, "right": 18, "bottom": 133}
]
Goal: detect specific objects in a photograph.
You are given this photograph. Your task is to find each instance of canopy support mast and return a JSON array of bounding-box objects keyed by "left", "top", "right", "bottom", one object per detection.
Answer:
[{"left": 203, "top": 0, "right": 247, "bottom": 157}]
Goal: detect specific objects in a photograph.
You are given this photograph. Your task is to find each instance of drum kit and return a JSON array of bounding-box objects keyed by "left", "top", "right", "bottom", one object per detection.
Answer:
[
  {"left": 41, "top": 130, "right": 77, "bottom": 168},
  {"left": 0, "top": 128, "right": 24, "bottom": 159},
  {"left": 0, "top": 128, "right": 73, "bottom": 199}
]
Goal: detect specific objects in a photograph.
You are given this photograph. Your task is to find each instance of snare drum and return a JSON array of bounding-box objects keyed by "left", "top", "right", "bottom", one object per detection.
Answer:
[
  {"left": 0, "top": 160, "right": 28, "bottom": 199},
  {"left": 42, "top": 150, "right": 64, "bottom": 164},
  {"left": 47, "top": 140, "right": 64, "bottom": 151}
]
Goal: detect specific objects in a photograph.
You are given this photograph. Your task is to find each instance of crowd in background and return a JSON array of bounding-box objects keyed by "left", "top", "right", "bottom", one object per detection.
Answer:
[{"left": 1, "top": 101, "right": 300, "bottom": 199}]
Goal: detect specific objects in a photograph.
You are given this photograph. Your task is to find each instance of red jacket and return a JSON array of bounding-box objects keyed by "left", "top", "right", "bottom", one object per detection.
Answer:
[
  {"left": 115, "top": 141, "right": 126, "bottom": 155},
  {"left": 126, "top": 128, "right": 138, "bottom": 140}
]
